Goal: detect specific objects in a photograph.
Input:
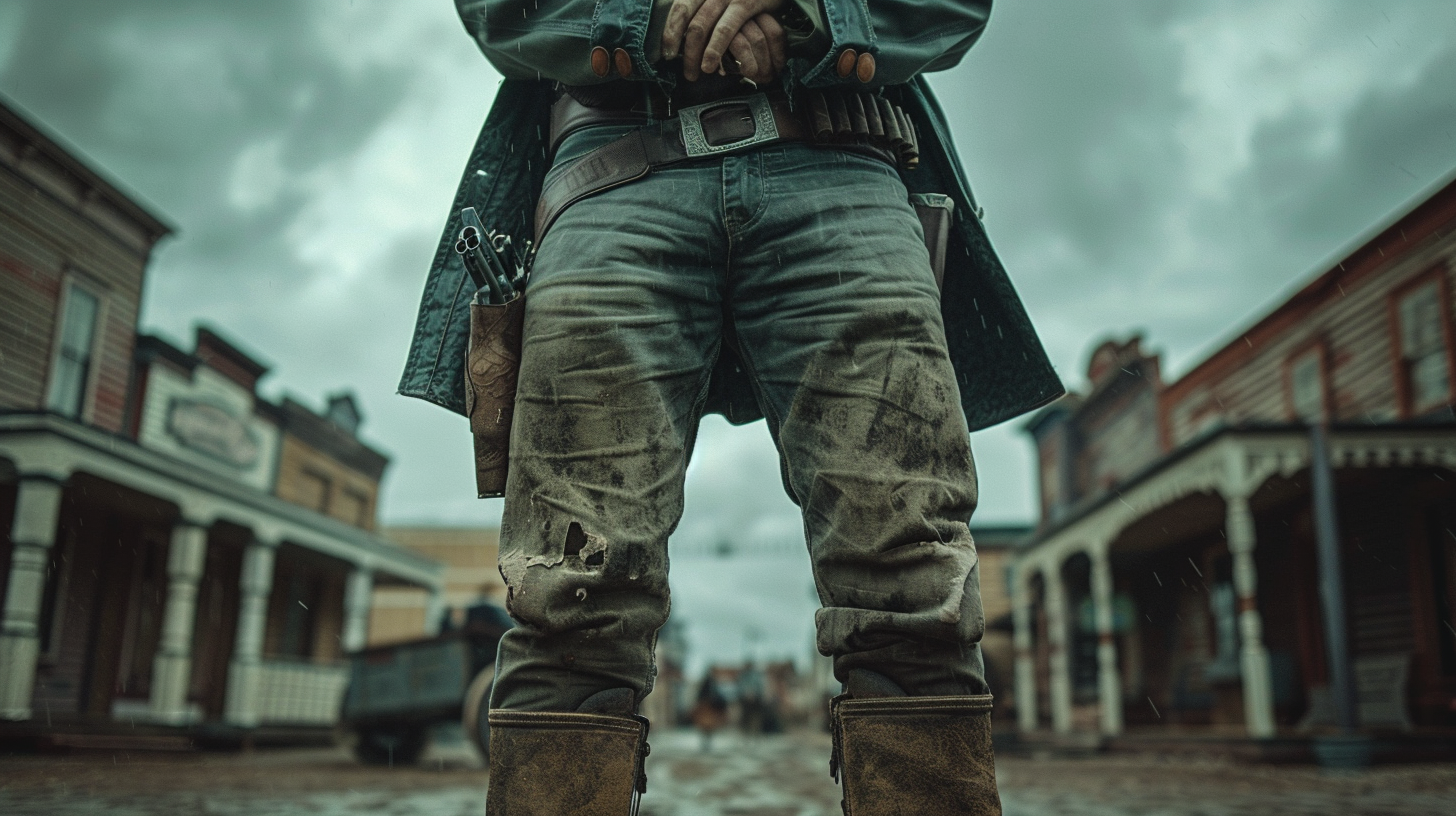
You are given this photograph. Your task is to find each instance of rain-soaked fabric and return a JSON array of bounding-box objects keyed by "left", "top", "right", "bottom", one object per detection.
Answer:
[{"left": 490, "top": 133, "right": 990, "bottom": 711}]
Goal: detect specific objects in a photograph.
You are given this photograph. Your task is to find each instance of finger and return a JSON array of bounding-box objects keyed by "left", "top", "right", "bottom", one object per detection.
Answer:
[
  {"left": 662, "top": 0, "right": 707, "bottom": 60},
  {"left": 683, "top": 0, "right": 730, "bottom": 79},
  {"left": 702, "top": 5, "right": 755, "bottom": 75},
  {"left": 745, "top": 19, "right": 772, "bottom": 83},
  {"left": 729, "top": 32, "right": 758, "bottom": 83},
  {"left": 754, "top": 12, "right": 787, "bottom": 74},
  {"left": 737, "top": 19, "right": 770, "bottom": 84}
]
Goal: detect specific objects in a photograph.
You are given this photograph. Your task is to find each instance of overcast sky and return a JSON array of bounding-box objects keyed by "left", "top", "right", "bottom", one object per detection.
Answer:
[{"left": 4, "top": 1, "right": 1455, "bottom": 674}]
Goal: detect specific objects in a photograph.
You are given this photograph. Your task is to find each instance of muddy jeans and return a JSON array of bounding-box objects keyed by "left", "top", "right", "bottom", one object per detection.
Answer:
[{"left": 491, "top": 128, "right": 989, "bottom": 712}]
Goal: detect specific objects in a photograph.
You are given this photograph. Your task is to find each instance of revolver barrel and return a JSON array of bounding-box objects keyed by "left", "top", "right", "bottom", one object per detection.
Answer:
[{"left": 456, "top": 208, "right": 516, "bottom": 304}]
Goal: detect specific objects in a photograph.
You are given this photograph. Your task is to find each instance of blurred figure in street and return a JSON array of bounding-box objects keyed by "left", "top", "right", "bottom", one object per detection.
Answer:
[
  {"left": 691, "top": 674, "right": 729, "bottom": 752},
  {"left": 738, "top": 660, "right": 765, "bottom": 736}
]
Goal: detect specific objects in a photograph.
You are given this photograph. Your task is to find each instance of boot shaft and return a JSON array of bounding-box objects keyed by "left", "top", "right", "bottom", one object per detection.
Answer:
[
  {"left": 831, "top": 694, "right": 1002, "bottom": 816},
  {"left": 487, "top": 710, "right": 650, "bottom": 816}
]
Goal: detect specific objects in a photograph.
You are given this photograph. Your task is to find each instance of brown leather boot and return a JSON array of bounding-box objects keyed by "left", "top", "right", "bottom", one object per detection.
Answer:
[
  {"left": 485, "top": 709, "right": 650, "bottom": 816},
  {"left": 830, "top": 693, "right": 1003, "bottom": 816}
]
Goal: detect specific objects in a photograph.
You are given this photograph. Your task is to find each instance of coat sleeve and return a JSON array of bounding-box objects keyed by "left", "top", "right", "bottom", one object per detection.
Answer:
[
  {"left": 786, "top": 0, "right": 992, "bottom": 88},
  {"left": 456, "top": 0, "right": 676, "bottom": 86}
]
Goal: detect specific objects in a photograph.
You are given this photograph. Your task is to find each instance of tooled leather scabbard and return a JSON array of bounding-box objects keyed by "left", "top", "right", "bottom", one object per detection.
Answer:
[{"left": 465, "top": 293, "right": 526, "bottom": 498}]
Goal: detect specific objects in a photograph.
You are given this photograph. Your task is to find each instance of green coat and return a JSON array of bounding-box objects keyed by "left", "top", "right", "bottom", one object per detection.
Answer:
[{"left": 398, "top": 0, "right": 1063, "bottom": 431}]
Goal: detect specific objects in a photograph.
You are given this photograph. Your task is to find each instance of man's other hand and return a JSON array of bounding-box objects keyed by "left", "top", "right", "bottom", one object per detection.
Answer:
[{"left": 662, "top": 0, "right": 785, "bottom": 82}]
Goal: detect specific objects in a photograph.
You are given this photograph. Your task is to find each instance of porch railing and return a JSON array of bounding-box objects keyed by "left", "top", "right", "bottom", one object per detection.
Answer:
[{"left": 255, "top": 660, "right": 349, "bottom": 726}]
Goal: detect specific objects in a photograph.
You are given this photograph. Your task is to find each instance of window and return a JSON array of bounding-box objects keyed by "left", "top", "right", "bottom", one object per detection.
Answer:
[
  {"left": 45, "top": 284, "right": 100, "bottom": 418},
  {"left": 337, "top": 488, "right": 371, "bottom": 528},
  {"left": 298, "top": 469, "right": 331, "bottom": 513},
  {"left": 1289, "top": 347, "right": 1325, "bottom": 421},
  {"left": 1396, "top": 280, "right": 1452, "bottom": 415}
]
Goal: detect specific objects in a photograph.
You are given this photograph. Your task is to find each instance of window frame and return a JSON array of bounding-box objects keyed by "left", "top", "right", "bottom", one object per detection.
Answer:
[
  {"left": 300, "top": 468, "right": 333, "bottom": 514},
  {"left": 1282, "top": 338, "right": 1331, "bottom": 423},
  {"left": 43, "top": 274, "right": 109, "bottom": 423},
  {"left": 339, "top": 486, "right": 372, "bottom": 528},
  {"left": 1387, "top": 265, "right": 1456, "bottom": 419}
]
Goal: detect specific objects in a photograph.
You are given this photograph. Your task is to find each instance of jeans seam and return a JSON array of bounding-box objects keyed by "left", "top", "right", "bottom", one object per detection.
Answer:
[
  {"left": 728, "top": 324, "right": 800, "bottom": 507},
  {"left": 687, "top": 335, "right": 723, "bottom": 449},
  {"left": 738, "top": 151, "right": 770, "bottom": 233}
]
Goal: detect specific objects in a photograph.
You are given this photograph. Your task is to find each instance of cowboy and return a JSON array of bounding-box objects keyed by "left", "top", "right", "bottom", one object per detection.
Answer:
[{"left": 399, "top": 2, "right": 1062, "bottom": 813}]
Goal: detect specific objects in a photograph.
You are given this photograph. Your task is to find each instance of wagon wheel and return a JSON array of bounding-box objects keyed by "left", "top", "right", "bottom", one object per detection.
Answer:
[{"left": 461, "top": 664, "right": 496, "bottom": 761}]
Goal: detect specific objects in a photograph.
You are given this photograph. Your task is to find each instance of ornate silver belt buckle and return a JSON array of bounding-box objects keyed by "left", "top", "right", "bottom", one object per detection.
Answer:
[{"left": 677, "top": 93, "right": 779, "bottom": 158}]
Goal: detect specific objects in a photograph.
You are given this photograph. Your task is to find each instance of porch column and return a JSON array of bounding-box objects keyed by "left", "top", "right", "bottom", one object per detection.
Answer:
[
  {"left": 150, "top": 520, "right": 209, "bottom": 724},
  {"left": 1091, "top": 545, "right": 1124, "bottom": 736},
  {"left": 0, "top": 477, "right": 64, "bottom": 720},
  {"left": 1226, "top": 492, "right": 1275, "bottom": 738},
  {"left": 342, "top": 567, "right": 373, "bottom": 652},
  {"left": 1045, "top": 562, "right": 1073, "bottom": 734},
  {"left": 1012, "top": 578, "right": 1038, "bottom": 733},
  {"left": 425, "top": 585, "right": 447, "bottom": 636},
  {"left": 224, "top": 538, "right": 276, "bottom": 727}
]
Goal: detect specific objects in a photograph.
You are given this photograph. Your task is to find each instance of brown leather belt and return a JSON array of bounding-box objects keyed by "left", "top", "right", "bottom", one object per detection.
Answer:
[{"left": 534, "top": 91, "right": 920, "bottom": 243}]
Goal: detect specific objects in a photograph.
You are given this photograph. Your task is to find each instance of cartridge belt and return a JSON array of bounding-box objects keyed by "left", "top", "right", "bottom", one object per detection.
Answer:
[{"left": 535, "top": 90, "right": 920, "bottom": 243}]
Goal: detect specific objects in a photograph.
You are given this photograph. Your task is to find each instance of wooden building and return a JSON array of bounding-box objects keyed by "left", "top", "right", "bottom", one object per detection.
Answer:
[
  {"left": 967, "top": 524, "right": 1032, "bottom": 725},
  {"left": 1013, "top": 171, "right": 1456, "bottom": 746},
  {"left": 0, "top": 96, "right": 441, "bottom": 736},
  {"left": 274, "top": 393, "right": 383, "bottom": 532},
  {"left": 369, "top": 526, "right": 506, "bottom": 646}
]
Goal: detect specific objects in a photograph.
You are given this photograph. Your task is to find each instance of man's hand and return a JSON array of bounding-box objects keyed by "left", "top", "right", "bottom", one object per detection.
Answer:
[
  {"left": 662, "top": 0, "right": 786, "bottom": 83},
  {"left": 724, "top": 13, "right": 787, "bottom": 85}
]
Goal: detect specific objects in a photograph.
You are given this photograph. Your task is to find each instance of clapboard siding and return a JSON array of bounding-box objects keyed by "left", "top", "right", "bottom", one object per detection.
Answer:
[
  {"left": 1165, "top": 220, "right": 1456, "bottom": 444},
  {"left": 0, "top": 164, "right": 149, "bottom": 297},
  {"left": 1162, "top": 182, "right": 1456, "bottom": 443},
  {"left": 0, "top": 108, "right": 163, "bottom": 433}
]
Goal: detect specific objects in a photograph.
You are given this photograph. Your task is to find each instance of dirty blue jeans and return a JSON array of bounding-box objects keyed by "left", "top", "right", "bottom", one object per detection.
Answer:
[{"left": 491, "top": 126, "right": 988, "bottom": 712}]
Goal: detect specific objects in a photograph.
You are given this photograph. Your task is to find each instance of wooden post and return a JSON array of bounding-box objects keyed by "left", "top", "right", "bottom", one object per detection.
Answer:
[
  {"left": 1092, "top": 546, "right": 1123, "bottom": 736},
  {"left": 1013, "top": 576, "right": 1038, "bottom": 732},
  {"left": 225, "top": 538, "right": 276, "bottom": 727},
  {"left": 150, "top": 521, "right": 209, "bottom": 724},
  {"left": 0, "top": 477, "right": 64, "bottom": 720},
  {"left": 1045, "top": 563, "right": 1073, "bottom": 734},
  {"left": 1310, "top": 422, "right": 1358, "bottom": 732},
  {"left": 1226, "top": 492, "right": 1275, "bottom": 738}
]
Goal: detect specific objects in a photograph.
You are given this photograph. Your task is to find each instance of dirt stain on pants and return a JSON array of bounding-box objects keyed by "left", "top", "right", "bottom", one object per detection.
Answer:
[{"left": 490, "top": 142, "right": 991, "bottom": 712}]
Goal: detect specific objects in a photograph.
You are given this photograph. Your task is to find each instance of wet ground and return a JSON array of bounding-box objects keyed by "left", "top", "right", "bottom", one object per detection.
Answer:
[{"left": 1, "top": 727, "right": 1453, "bottom": 815}]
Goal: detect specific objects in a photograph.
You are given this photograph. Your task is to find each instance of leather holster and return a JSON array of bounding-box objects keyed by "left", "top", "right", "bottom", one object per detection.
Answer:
[
  {"left": 486, "top": 709, "right": 651, "bottom": 816},
  {"left": 830, "top": 694, "right": 1003, "bottom": 816},
  {"left": 465, "top": 293, "right": 526, "bottom": 498},
  {"left": 910, "top": 193, "right": 954, "bottom": 291}
]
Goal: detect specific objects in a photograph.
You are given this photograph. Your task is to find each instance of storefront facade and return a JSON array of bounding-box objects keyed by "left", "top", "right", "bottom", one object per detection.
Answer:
[
  {"left": 1013, "top": 173, "right": 1456, "bottom": 743},
  {"left": 0, "top": 97, "right": 442, "bottom": 736}
]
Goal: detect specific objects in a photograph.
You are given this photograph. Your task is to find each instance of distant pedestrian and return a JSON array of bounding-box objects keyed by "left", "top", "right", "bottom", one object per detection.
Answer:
[
  {"left": 738, "top": 661, "right": 765, "bottom": 736},
  {"left": 691, "top": 675, "right": 729, "bottom": 752}
]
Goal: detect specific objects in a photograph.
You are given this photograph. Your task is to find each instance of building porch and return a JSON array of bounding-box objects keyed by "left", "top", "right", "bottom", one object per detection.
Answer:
[{"left": 1010, "top": 423, "right": 1456, "bottom": 757}]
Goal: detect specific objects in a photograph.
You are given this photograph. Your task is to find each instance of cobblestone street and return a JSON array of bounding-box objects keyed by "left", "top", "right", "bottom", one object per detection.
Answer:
[{"left": 2, "top": 729, "right": 1455, "bottom": 815}]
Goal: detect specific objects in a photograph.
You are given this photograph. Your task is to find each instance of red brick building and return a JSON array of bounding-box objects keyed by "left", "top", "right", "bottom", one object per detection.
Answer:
[{"left": 1013, "top": 171, "right": 1456, "bottom": 747}]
